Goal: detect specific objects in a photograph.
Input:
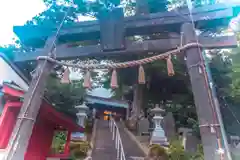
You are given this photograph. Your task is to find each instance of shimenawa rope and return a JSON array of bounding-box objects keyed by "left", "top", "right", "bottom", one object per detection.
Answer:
[{"left": 37, "top": 42, "right": 202, "bottom": 69}]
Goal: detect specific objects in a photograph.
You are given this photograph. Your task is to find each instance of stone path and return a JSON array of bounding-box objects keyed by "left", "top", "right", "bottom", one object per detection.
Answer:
[
  {"left": 91, "top": 120, "right": 117, "bottom": 160},
  {"left": 117, "top": 123, "right": 145, "bottom": 160}
]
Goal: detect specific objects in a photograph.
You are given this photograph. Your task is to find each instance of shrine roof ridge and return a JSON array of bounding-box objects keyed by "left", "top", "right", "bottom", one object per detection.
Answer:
[
  {"left": 85, "top": 95, "right": 129, "bottom": 108},
  {"left": 13, "top": 3, "right": 240, "bottom": 48}
]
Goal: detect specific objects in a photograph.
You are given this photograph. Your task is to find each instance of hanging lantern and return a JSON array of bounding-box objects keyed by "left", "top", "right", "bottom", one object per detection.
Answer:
[
  {"left": 167, "top": 55, "right": 175, "bottom": 76},
  {"left": 110, "top": 69, "right": 118, "bottom": 89},
  {"left": 138, "top": 65, "right": 146, "bottom": 84},
  {"left": 61, "top": 68, "right": 70, "bottom": 84},
  {"left": 83, "top": 70, "right": 91, "bottom": 88}
]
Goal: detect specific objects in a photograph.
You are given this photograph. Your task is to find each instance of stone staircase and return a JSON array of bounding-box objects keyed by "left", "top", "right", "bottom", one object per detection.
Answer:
[
  {"left": 117, "top": 123, "right": 145, "bottom": 160},
  {"left": 91, "top": 119, "right": 145, "bottom": 160},
  {"left": 91, "top": 120, "right": 117, "bottom": 160}
]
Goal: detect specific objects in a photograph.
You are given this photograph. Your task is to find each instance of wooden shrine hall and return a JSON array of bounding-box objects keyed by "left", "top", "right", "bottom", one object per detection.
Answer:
[
  {"left": 0, "top": 53, "right": 84, "bottom": 160},
  {"left": 85, "top": 95, "right": 129, "bottom": 120}
]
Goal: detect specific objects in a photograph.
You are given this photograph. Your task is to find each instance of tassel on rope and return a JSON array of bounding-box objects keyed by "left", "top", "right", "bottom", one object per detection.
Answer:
[
  {"left": 167, "top": 55, "right": 175, "bottom": 76},
  {"left": 138, "top": 65, "right": 146, "bottom": 84},
  {"left": 61, "top": 68, "right": 70, "bottom": 84},
  {"left": 83, "top": 70, "right": 91, "bottom": 88},
  {"left": 110, "top": 69, "right": 118, "bottom": 89}
]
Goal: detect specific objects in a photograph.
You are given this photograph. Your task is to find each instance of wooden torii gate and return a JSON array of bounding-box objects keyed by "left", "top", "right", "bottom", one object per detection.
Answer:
[{"left": 6, "top": 2, "right": 240, "bottom": 160}]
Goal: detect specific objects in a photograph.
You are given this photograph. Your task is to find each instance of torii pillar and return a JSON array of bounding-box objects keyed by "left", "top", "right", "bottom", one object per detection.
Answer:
[
  {"left": 182, "top": 23, "right": 231, "bottom": 160},
  {"left": 4, "top": 37, "right": 56, "bottom": 160}
]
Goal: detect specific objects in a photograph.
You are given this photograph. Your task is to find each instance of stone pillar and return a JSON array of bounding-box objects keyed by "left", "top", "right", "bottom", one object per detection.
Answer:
[
  {"left": 150, "top": 104, "right": 168, "bottom": 146},
  {"left": 75, "top": 102, "right": 89, "bottom": 127},
  {"left": 4, "top": 37, "right": 56, "bottom": 160},
  {"left": 182, "top": 23, "right": 231, "bottom": 160},
  {"left": 178, "top": 128, "right": 193, "bottom": 149}
]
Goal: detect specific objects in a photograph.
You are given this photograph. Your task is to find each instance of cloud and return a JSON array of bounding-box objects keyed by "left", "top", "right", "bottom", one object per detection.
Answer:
[{"left": 0, "top": 0, "right": 45, "bottom": 45}]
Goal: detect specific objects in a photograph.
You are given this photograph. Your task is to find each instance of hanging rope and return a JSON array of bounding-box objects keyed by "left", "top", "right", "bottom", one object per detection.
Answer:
[{"left": 37, "top": 42, "right": 202, "bottom": 69}]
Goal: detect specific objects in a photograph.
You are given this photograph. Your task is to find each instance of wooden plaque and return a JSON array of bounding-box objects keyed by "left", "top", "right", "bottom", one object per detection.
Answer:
[{"left": 99, "top": 8, "right": 125, "bottom": 51}]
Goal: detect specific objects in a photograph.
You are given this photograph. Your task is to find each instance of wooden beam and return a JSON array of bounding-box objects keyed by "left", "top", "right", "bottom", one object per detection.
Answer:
[
  {"left": 14, "top": 35, "right": 237, "bottom": 62},
  {"left": 13, "top": 3, "right": 239, "bottom": 47}
]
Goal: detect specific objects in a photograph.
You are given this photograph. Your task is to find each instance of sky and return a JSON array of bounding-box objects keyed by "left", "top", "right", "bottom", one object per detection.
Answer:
[
  {"left": 0, "top": 0, "right": 239, "bottom": 45},
  {"left": 0, "top": 0, "right": 46, "bottom": 45}
]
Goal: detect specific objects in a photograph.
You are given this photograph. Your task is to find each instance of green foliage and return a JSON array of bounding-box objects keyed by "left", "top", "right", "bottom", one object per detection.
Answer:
[
  {"left": 70, "top": 141, "right": 91, "bottom": 159},
  {"left": 230, "top": 47, "right": 240, "bottom": 102},
  {"left": 168, "top": 0, "right": 217, "bottom": 8},
  {"left": 148, "top": 144, "right": 169, "bottom": 160},
  {"left": 44, "top": 74, "right": 86, "bottom": 120},
  {"left": 168, "top": 139, "right": 190, "bottom": 160},
  {"left": 51, "top": 131, "right": 67, "bottom": 154},
  {"left": 0, "top": 44, "right": 18, "bottom": 60},
  {"left": 168, "top": 139, "right": 204, "bottom": 160},
  {"left": 219, "top": 34, "right": 240, "bottom": 135},
  {"left": 147, "top": 139, "right": 204, "bottom": 160},
  {"left": 191, "top": 145, "right": 204, "bottom": 160}
]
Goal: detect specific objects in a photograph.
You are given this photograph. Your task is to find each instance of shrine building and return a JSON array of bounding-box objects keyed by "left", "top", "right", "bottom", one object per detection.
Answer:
[
  {"left": 0, "top": 53, "right": 84, "bottom": 160},
  {"left": 0, "top": 52, "right": 130, "bottom": 160}
]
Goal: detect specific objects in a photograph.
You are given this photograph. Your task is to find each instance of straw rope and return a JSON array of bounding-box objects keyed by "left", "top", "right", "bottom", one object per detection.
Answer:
[{"left": 37, "top": 42, "right": 202, "bottom": 69}]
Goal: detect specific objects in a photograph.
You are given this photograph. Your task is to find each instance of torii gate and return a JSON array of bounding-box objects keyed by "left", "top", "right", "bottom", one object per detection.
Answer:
[{"left": 7, "top": 2, "right": 240, "bottom": 160}]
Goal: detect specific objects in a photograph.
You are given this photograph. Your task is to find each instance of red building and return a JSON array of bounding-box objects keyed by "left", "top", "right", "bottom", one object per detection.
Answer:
[{"left": 0, "top": 53, "right": 84, "bottom": 160}]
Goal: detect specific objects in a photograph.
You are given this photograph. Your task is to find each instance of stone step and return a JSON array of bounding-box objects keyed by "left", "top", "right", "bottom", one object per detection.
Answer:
[
  {"left": 91, "top": 120, "right": 145, "bottom": 160},
  {"left": 91, "top": 120, "right": 117, "bottom": 160},
  {"left": 117, "top": 123, "right": 145, "bottom": 160},
  {"left": 129, "top": 156, "right": 145, "bottom": 160}
]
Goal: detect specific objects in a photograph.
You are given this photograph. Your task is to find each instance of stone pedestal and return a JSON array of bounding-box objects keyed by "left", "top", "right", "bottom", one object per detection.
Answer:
[
  {"left": 75, "top": 102, "right": 89, "bottom": 127},
  {"left": 73, "top": 103, "right": 89, "bottom": 142},
  {"left": 150, "top": 104, "right": 168, "bottom": 146}
]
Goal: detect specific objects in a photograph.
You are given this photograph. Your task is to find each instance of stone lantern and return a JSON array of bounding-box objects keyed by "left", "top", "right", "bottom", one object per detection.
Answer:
[
  {"left": 150, "top": 104, "right": 168, "bottom": 146},
  {"left": 75, "top": 102, "right": 89, "bottom": 127}
]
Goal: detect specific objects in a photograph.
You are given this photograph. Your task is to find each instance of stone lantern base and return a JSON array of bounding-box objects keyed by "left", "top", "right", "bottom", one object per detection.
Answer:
[{"left": 150, "top": 127, "right": 169, "bottom": 147}]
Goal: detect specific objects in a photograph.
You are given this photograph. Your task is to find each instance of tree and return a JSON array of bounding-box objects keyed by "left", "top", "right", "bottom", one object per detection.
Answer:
[
  {"left": 44, "top": 73, "right": 86, "bottom": 120},
  {"left": 220, "top": 38, "right": 240, "bottom": 136}
]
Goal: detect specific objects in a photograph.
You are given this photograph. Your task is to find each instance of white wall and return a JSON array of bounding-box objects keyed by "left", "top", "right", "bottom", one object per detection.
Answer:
[
  {"left": 0, "top": 149, "right": 5, "bottom": 160},
  {"left": 0, "top": 57, "right": 28, "bottom": 91}
]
